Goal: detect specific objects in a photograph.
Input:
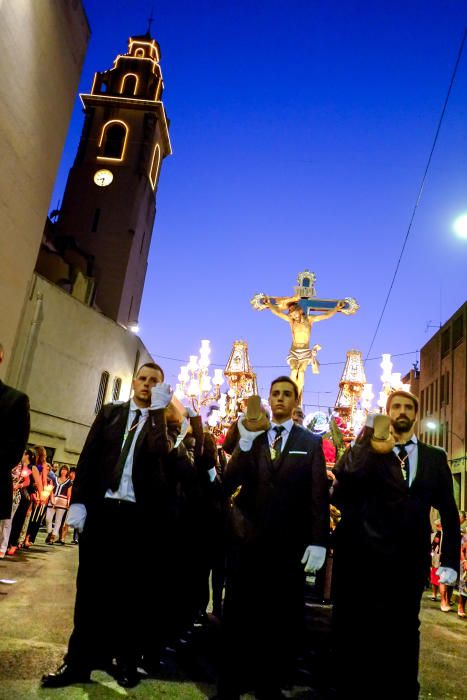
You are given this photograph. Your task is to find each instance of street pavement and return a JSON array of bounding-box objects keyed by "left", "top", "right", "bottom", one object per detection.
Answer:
[{"left": 0, "top": 531, "right": 466, "bottom": 699}]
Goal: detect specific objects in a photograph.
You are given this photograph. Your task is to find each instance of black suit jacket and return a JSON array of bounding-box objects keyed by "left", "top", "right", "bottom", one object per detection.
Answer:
[
  {"left": 332, "top": 439, "right": 460, "bottom": 574},
  {"left": 224, "top": 424, "right": 329, "bottom": 554},
  {"left": 71, "top": 401, "right": 178, "bottom": 522},
  {"left": 0, "top": 380, "right": 30, "bottom": 519}
]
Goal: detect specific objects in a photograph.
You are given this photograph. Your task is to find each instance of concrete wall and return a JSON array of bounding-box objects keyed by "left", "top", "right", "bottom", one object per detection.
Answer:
[
  {"left": 7, "top": 274, "right": 152, "bottom": 464},
  {"left": 0, "top": 0, "right": 89, "bottom": 379}
]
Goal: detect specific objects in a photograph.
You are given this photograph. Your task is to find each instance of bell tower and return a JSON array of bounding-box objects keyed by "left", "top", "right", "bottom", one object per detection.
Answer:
[{"left": 55, "top": 33, "right": 171, "bottom": 326}]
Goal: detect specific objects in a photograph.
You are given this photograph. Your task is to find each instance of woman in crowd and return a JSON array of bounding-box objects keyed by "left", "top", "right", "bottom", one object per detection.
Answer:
[
  {"left": 0, "top": 453, "right": 31, "bottom": 558},
  {"left": 458, "top": 522, "right": 467, "bottom": 618},
  {"left": 45, "top": 465, "right": 72, "bottom": 545},
  {"left": 23, "top": 446, "right": 51, "bottom": 548},
  {"left": 6, "top": 449, "right": 35, "bottom": 556}
]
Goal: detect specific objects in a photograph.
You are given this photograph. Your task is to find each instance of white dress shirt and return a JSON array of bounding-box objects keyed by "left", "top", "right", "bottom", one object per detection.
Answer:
[
  {"left": 105, "top": 400, "right": 148, "bottom": 502},
  {"left": 393, "top": 433, "right": 418, "bottom": 486}
]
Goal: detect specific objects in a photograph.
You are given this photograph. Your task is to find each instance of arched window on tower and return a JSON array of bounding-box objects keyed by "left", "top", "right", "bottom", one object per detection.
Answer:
[
  {"left": 98, "top": 121, "right": 128, "bottom": 160},
  {"left": 120, "top": 73, "right": 139, "bottom": 96},
  {"left": 135, "top": 48, "right": 144, "bottom": 57},
  {"left": 149, "top": 143, "right": 161, "bottom": 189}
]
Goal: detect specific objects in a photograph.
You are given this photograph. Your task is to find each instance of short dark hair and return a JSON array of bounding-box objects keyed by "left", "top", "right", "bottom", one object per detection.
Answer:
[
  {"left": 136, "top": 362, "right": 164, "bottom": 380},
  {"left": 69, "top": 467, "right": 76, "bottom": 473},
  {"left": 269, "top": 375, "right": 299, "bottom": 399}
]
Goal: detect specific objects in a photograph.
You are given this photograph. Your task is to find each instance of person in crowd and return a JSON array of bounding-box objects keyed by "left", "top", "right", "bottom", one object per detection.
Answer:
[
  {"left": 458, "top": 519, "right": 467, "bottom": 618},
  {"left": 45, "top": 465, "right": 72, "bottom": 544},
  {"left": 0, "top": 455, "right": 31, "bottom": 558},
  {"left": 6, "top": 449, "right": 35, "bottom": 556},
  {"left": 59, "top": 466, "right": 77, "bottom": 544},
  {"left": 42, "top": 362, "right": 180, "bottom": 689},
  {"left": 429, "top": 520, "right": 443, "bottom": 601},
  {"left": 292, "top": 406, "right": 305, "bottom": 426},
  {"left": 331, "top": 389, "right": 459, "bottom": 699},
  {"left": 214, "top": 376, "right": 329, "bottom": 700},
  {"left": 0, "top": 343, "right": 30, "bottom": 532},
  {"left": 23, "top": 446, "right": 51, "bottom": 547}
]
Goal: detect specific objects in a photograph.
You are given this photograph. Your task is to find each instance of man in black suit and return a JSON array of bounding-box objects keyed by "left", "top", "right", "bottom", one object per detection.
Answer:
[
  {"left": 0, "top": 343, "right": 30, "bottom": 521},
  {"left": 331, "top": 389, "right": 459, "bottom": 699},
  {"left": 42, "top": 362, "right": 179, "bottom": 689},
  {"left": 216, "top": 376, "right": 329, "bottom": 700}
]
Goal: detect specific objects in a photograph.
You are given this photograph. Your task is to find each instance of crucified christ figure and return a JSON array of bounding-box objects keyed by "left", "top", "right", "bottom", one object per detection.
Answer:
[{"left": 261, "top": 295, "right": 346, "bottom": 402}]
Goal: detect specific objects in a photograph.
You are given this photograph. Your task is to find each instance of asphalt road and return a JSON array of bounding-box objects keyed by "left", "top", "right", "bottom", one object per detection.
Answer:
[{"left": 0, "top": 532, "right": 465, "bottom": 699}]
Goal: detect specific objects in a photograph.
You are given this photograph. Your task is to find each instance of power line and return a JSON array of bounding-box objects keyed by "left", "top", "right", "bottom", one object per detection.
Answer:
[
  {"left": 365, "top": 26, "right": 467, "bottom": 362},
  {"left": 152, "top": 348, "right": 418, "bottom": 368}
]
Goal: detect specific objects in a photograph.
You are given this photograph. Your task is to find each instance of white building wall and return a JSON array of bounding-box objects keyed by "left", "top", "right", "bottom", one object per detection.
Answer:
[{"left": 8, "top": 274, "right": 153, "bottom": 464}]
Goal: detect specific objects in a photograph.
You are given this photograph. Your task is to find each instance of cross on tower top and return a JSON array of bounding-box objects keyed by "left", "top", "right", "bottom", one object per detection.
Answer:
[{"left": 146, "top": 6, "right": 155, "bottom": 35}]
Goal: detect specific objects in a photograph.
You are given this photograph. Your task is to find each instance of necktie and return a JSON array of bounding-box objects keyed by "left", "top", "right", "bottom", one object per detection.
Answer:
[
  {"left": 109, "top": 409, "right": 141, "bottom": 491},
  {"left": 396, "top": 440, "right": 413, "bottom": 484},
  {"left": 271, "top": 425, "right": 285, "bottom": 462}
]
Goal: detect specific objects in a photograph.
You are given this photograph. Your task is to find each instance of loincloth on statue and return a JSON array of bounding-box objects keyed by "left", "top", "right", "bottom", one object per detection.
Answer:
[{"left": 287, "top": 345, "right": 321, "bottom": 374}]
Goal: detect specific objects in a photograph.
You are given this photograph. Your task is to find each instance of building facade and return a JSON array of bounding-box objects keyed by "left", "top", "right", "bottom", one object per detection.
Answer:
[
  {"left": 7, "top": 273, "right": 152, "bottom": 464},
  {"left": 4, "top": 29, "right": 172, "bottom": 463},
  {"left": 418, "top": 302, "right": 467, "bottom": 508},
  {"left": 0, "top": 0, "right": 90, "bottom": 379},
  {"left": 47, "top": 33, "right": 172, "bottom": 327}
]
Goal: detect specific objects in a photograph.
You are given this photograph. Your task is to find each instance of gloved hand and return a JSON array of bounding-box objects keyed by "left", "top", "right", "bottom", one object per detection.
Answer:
[
  {"left": 174, "top": 416, "right": 190, "bottom": 448},
  {"left": 150, "top": 382, "right": 173, "bottom": 410},
  {"left": 301, "top": 545, "right": 326, "bottom": 573},
  {"left": 237, "top": 416, "right": 267, "bottom": 452},
  {"left": 66, "top": 503, "right": 87, "bottom": 533},
  {"left": 437, "top": 566, "right": 457, "bottom": 585}
]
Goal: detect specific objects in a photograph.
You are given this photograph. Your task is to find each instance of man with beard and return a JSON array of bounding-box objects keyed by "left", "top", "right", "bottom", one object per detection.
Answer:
[{"left": 331, "top": 390, "right": 459, "bottom": 699}]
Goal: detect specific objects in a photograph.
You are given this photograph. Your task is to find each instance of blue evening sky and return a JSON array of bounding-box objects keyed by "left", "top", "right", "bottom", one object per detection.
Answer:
[{"left": 51, "top": 0, "right": 467, "bottom": 410}]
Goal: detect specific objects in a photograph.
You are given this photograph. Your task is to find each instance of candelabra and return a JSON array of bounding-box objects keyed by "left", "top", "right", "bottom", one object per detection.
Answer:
[
  {"left": 174, "top": 340, "right": 225, "bottom": 412},
  {"left": 377, "top": 353, "right": 411, "bottom": 412}
]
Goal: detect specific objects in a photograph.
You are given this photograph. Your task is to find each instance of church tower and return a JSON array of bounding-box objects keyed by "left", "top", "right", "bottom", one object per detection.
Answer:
[{"left": 55, "top": 33, "right": 171, "bottom": 326}]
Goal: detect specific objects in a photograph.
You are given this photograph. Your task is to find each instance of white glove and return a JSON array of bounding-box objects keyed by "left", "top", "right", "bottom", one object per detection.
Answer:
[
  {"left": 301, "top": 545, "right": 326, "bottom": 573},
  {"left": 174, "top": 416, "right": 190, "bottom": 448},
  {"left": 437, "top": 566, "right": 457, "bottom": 585},
  {"left": 66, "top": 503, "right": 87, "bottom": 533},
  {"left": 150, "top": 382, "right": 173, "bottom": 409},
  {"left": 237, "top": 416, "right": 267, "bottom": 452}
]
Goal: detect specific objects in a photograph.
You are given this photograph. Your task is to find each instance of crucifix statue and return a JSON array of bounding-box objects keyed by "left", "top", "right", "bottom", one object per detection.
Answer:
[{"left": 251, "top": 270, "right": 359, "bottom": 403}]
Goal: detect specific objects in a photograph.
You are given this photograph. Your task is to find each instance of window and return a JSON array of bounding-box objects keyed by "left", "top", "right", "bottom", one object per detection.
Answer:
[
  {"left": 121, "top": 74, "right": 138, "bottom": 96},
  {"left": 446, "top": 371, "right": 450, "bottom": 405},
  {"left": 440, "top": 375, "right": 445, "bottom": 406},
  {"left": 149, "top": 143, "right": 161, "bottom": 189},
  {"left": 439, "top": 423, "right": 444, "bottom": 449},
  {"left": 429, "top": 383, "right": 433, "bottom": 415},
  {"left": 441, "top": 329, "right": 450, "bottom": 358},
  {"left": 95, "top": 371, "right": 109, "bottom": 414},
  {"left": 112, "top": 377, "right": 122, "bottom": 401},
  {"left": 135, "top": 48, "right": 144, "bottom": 57},
  {"left": 99, "top": 121, "right": 128, "bottom": 160},
  {"left": 434, "top": 379, "right": 438, "bottom": 412},
  {"left": 453, "top": 315, "right": 464, "bottom": 347},
  {"left": 420, "top": 389, "right": 425, "bottom": 418}
]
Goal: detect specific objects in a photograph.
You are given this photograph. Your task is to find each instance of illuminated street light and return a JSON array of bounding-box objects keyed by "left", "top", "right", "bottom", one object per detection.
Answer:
[{"left": 453, "top": 213, "right": 467, "bottom": 239}]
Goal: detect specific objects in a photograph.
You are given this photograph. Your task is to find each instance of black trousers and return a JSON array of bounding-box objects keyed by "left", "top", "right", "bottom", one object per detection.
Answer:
[
  {"left": 218, "top": 540, "right": 305, "bottom": 697},
  {"left": 332, "top": 549, "right": 425, "bottom": 700},
  {"left": 65, "top": 499, "right": 147, "bottom": 669}
]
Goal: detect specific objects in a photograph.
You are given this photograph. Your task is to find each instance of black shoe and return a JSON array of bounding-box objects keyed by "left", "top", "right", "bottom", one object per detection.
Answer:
[
  {"left": 41, "top": 663, "right": 91, "bottom": 687},
  {"left": 114, "top": 663, "right": 139, "bottom": 688},
  {"left": 71, "top": 539, "right": 79, "bottom": 545}
]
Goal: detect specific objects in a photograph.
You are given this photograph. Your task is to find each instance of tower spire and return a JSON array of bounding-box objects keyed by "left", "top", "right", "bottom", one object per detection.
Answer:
[{"left": 146, "top": 5, "right": 155, "bottom": 36}]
